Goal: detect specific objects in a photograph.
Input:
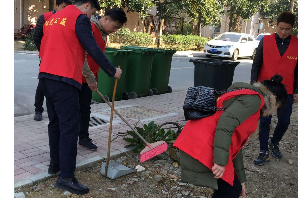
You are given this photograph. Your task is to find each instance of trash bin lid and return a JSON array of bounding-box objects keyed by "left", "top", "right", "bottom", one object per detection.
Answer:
[{"left": 105, "top": 47, "right": 118, "bottom": 51}]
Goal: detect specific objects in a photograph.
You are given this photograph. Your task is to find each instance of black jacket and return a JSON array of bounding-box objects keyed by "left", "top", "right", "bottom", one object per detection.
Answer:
[
  {"left": 250, "top": 33, "right": 298, "bottom": 94},
  {"left": 33, "top": 10, "right": 56, "bottom": 51}
]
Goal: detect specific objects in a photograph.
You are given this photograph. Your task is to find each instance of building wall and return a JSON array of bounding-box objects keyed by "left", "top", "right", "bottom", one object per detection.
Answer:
[
  {"left": 122, "top": 10, "right": 145, "bottom": 32},
  {"left": 201, "top": 11, "right": 276, "bottom": 38},
  {"left": 14, "top": 0, "right": 52, "bottom": 32}
]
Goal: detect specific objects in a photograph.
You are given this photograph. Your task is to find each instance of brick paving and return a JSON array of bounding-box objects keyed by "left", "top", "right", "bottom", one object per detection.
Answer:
[{"left": 14, "top": 90, "right": 188, "bottom": 188}]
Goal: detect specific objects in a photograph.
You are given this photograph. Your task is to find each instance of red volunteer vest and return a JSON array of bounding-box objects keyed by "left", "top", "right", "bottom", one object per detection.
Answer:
[
  {"left": 82, "top": 22, "right": 106, "bottom": 83},
  {"left": 43, "top": 11, "right": 54, "bottom": 22},
  {"left": 258, "top": 33, "right": 298, "bottom": 94},
  {"left": 174, "top": 89, "right": 264, "bottom": 186},
  {"left": 39, "top": 5, "right": 86, "bottom": 84}
]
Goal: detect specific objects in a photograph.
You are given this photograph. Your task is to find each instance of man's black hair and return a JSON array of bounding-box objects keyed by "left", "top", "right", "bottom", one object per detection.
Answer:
[
  {"left": 277, "top": 11, "right": 296, "bottom": 27},
  {"left": 105, "top": 8, "right": 127, "bottom": 25},
  {"left": 74, "top": 0, "right": 100, "bottom": 10},
  {"left": 56, "top": 0, "right": 72, "bottom": 6}
]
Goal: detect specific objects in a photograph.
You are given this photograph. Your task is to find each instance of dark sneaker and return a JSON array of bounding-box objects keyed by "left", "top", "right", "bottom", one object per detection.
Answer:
[
  {"left": 55, "top": 175, "right": 89, "bottom": 195},
  {"left": 34, "top": 112, "right": 42, "bottom": 121},
  {"left": 79, "top": 138, "right": 97, "bottom": 151},
  {"left": 254, "top": 150, "right": 269, "bottom": 166},
  {"left": 269, "top": 138, "right": 282, "bottom": 159},
  {"left": 48, "top": 164, "right": 60, "bottom": 174}
]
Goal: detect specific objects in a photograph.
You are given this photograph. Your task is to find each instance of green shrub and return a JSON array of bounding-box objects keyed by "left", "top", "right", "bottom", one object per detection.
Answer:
[
  {"left": 161, "top": 34, "right": 208, "bottom": 51},
  {"left": 109, "top": 28, "right": 153, "bottom": 47},
  {"left": 23, "top": 31, "right": 37, "bottom": 51},
  {"left": 123, "top": 121, "right": 179, "bottom": 153},
  {"left": 109, "top": 28, "right": 208, "bottom": 51}
]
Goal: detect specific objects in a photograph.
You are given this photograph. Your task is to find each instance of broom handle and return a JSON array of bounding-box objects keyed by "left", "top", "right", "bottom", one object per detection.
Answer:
[
  {"left": 105, "top": 68, "right": 119, "bottom": 176},
  {"left": 95, "top": 90, "right": 150, "bottom": 145}
]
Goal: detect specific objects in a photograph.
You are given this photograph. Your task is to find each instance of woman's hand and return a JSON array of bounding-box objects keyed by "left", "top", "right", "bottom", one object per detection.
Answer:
[
  {"left": 241, "top": 183, "right": 246, "bottom": 198},
  {"left": 212, "top": 163, "right": 225, "bottom": 179}
]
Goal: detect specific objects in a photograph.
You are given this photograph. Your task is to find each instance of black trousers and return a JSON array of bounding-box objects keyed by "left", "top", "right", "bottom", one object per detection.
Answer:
[
  {"left": 40, "top": 78, "right": 80, "bottom": 179},
  {"left": 259, "top": 94, "right": 293, "bottom": 151},
  {"left": 78, "top": 83, "right": 93, "bottom": 140},
  {"left": 34, "top": 79, "right": 45, "bottom": 113},
  {"left": 212, "top": 174, "right": 242, "bottom": 198}
]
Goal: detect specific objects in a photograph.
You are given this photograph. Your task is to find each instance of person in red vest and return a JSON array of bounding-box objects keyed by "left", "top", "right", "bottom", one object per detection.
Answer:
[
  {"left": 38, "top": 0, "right": 122, "bottom": 195},
  {"left": 33, "top": 0, "right": 72, "bottom": 121},
  {"left": 174, "top": 75, "right": 287, "bottom": 198},
  {"left": 78, "top": 8, "right": 127, "bottom": 150},
  {"left": 251, "top": 11, "right": 298, "bottom": 166}
]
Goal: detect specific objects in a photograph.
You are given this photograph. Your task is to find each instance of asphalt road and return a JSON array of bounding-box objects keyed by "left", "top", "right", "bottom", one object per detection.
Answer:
[{"left": 14, "top": 52, "right": 253, "bottom": 117}]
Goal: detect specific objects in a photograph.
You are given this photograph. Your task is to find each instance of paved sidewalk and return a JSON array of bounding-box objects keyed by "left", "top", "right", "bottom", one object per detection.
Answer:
[{"left": 14, "top": 90, "right": 188, "bottom": 188}]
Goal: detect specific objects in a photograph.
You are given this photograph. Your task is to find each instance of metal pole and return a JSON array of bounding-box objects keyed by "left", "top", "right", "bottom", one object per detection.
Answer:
[{"left": 157, "top": 3, "right": 162, "bottom": 48}]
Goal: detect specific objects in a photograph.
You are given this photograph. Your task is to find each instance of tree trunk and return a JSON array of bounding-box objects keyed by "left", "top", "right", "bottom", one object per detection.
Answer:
[
  {"left": 181, "top": 18, "right": 184, "bottom": 35},
  {"left": 49, "top": 0, "right": 54, "bottom": 11},
  {"left": 290, "top": 0, "right": 295, "bottom": 12},
  {"left": 229, "top": 5, "right": 233, "bottom": 31},
  {"left": 197, "top": 16, "right": 202, "bottom": 36}
]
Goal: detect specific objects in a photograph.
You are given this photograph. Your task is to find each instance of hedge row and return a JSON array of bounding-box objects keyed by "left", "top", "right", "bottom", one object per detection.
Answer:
[
  {"left": 23, "top": 28, "right": 208, "bottom": 51},
  {"left": 109, "top": 28, "right": 208, "bottom": 50},
  {"left": 160, "top": 35, "right": 208, "bottom": 51}
]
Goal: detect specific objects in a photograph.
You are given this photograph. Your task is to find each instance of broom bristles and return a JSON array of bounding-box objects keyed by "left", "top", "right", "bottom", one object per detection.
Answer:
[{"left": 140, "top": 141, "right": 168, "bottom": 162}]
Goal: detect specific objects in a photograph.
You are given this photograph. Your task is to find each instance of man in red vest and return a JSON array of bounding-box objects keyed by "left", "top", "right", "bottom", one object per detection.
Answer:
[
  {"left": 33, "top": 0, "right": 72, "bottom": 121},
  {"left": 251, "top": 11, "right": 298, "bottom": 166},
  {"left": 38, "top": 0, "right": 122, "bottom": 195},
  {"left": 79, "top": 8, "right": 127, "bottom": 151}
]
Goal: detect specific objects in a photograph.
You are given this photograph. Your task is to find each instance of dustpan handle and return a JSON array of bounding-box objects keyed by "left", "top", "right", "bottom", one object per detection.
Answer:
[{"left": 95, "top": 89, "right": 150, "bottom": 145}]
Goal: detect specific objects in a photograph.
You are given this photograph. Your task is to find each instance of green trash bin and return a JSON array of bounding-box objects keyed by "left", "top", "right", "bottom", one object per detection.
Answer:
[
  {"left": 123, "top": 47, "right": 156, "bottom": 99},
  {"left": 92, "top": 49, "right": 131, "bottom": 102},
  {"left": 150, "top": 49, "right": 176, "bottom": 94},
  {"left": 189, "top": 58, "right": 239, "bottom": 91}
]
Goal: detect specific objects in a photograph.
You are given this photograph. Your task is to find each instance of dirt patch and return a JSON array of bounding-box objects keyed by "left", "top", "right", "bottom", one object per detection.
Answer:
[
  {"left": 15, "top": 104, "right": 298, "bottom": 198},
  {"left": 14, "top": 40, "right": 26, "bottom": 51}
]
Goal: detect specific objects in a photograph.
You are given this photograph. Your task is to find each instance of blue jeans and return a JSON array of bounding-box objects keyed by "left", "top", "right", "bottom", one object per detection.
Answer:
[{"left": 259, "top": 95, "right": 293, "bottom": 151}]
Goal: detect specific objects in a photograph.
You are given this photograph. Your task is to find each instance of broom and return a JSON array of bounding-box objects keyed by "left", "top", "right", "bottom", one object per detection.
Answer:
[
  {"left": 95, "top": 89, "right": 167, "bottom": 162},
  {"left": 105, "top": 73, "right": 118, "bottom": 176}
]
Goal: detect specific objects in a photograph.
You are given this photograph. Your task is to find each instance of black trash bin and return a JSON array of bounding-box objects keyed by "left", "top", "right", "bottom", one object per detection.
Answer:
[{"left": 190, "top": 58, "right": 240, "bottom": 91}]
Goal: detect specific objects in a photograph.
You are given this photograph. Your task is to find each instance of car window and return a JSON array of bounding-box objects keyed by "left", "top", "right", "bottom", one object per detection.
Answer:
[
  {"left": 215, "top": 34, "right": 241, "bottom": 42},
  {"left": 241, "top": 36, "right": 248, "bottom": 42},
  {"left": 248, "top": 36, "right": 253, "bottom": 41},
  {"left": 256, "top": 35, "right": 265, "bottom": 41}
]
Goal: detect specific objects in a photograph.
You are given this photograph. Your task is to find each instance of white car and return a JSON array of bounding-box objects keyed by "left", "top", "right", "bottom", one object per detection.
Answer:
[
  {"left": 204, "top": 32, "right": 255, "bottom": 61},
  {"left": 254, "top": 33, "right": 271, "bottom": 49}
]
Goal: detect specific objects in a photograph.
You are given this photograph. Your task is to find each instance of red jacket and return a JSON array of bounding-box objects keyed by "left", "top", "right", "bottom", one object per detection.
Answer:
[
  {"left": 82, "top": 22, "right": 106, "bottom": 83},
  {"left": 174, "top": 89, "right": 264, "bottom": 186},
  {"left": 39, "top": 5, "right": 86, "bottom": 84},
  {"left": 258, "top": 33, "right": 298, "bottom": 94}
]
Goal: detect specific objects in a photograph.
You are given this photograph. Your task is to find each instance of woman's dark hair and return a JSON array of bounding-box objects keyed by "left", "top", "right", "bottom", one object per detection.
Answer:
[
  {"left": 277, "top": 11, "right": 296, "bottom": 27},
  {"left": 262, "top": 75, "right": 288, "bottom": 105},
  {"left": 105, "top": 8, "right": 127, "bottom": 25}
]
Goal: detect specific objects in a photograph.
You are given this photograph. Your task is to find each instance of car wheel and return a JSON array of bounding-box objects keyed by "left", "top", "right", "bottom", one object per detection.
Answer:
[
  {"left": 231, "top": 49, "right": 238, "bottom": 61},
  {"left": 128, "top": 92, "right": 137, "bottom": 99},
  {"left": 152, "top": 88, "right": 158, "bottom": 95}
]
